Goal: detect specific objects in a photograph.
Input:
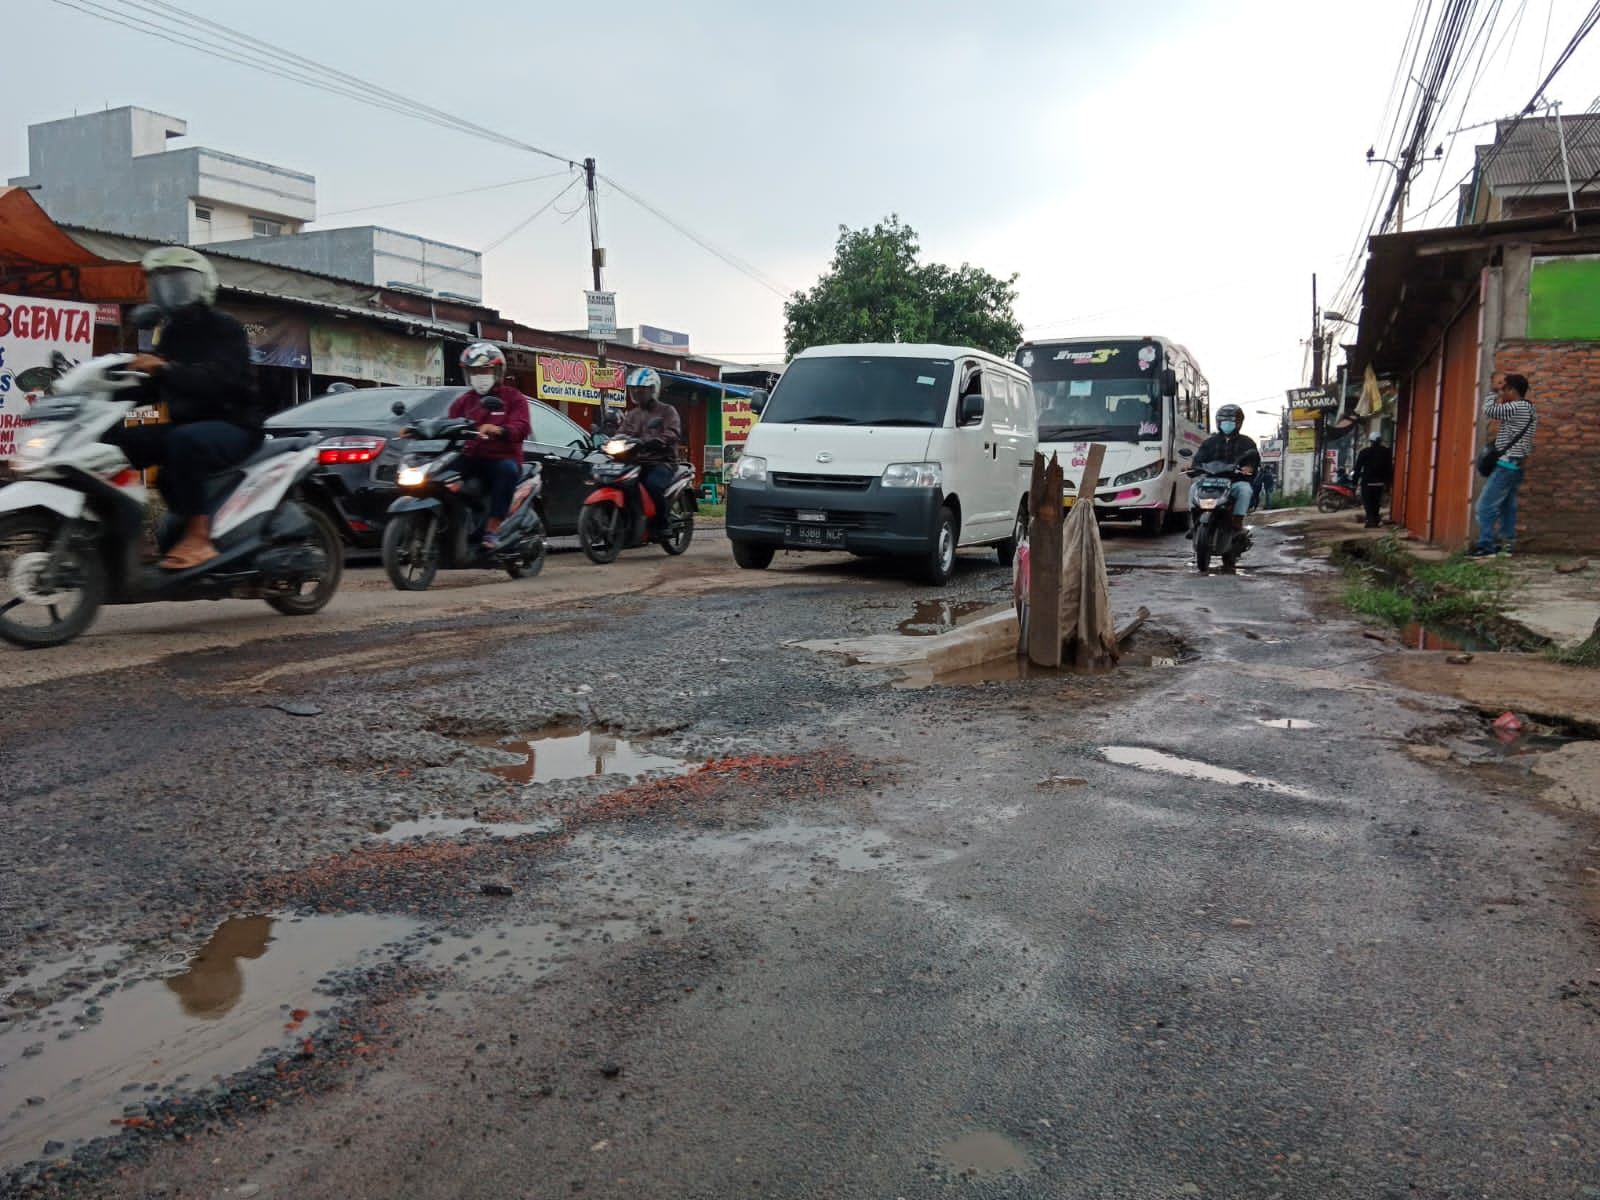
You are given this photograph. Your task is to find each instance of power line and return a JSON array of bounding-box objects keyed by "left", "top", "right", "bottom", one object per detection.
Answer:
[
  {"left": 318, "top": 170, "right": 574, "bottom": 219},
  {"left": 481, "top": 175, "right": 584, "bottom": 255}
]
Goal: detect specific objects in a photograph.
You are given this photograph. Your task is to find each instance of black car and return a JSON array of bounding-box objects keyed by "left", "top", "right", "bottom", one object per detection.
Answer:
[{"left": 264, "top": 386, "right": 599, "bottom": 548}]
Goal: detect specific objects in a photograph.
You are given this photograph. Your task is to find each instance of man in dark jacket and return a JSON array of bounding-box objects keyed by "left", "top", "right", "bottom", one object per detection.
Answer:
[
  {"left": 1187, "top": 403, "right": 1260, "bottom": 538},
  {"left": 617, "top": 367, "right": 683, "bottom": 540},
  {"left": 104, "top": 247, "right": 260, "bottom": 569},
  {"left": 446, "top": 342, "right": 532, "bottom": 550},
  {"left": 1353, "top": 431, "right": 1393, "bottom": 529}
]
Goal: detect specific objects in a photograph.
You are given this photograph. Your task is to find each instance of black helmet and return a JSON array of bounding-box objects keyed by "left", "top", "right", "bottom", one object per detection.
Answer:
[{"left": 1215, "top": 404, "right": 1244, "bottom": 431}]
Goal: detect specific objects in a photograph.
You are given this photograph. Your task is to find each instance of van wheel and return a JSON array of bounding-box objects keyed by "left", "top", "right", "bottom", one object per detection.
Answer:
[
  {"left": 731, "top": 541, "right": 774, "bottom": 570},
  {"left": 919, "top": 507, "right": 958, "bottom": 586},
  {"left": 996, "top": 503, "right": 1028, "bottom": 567}
]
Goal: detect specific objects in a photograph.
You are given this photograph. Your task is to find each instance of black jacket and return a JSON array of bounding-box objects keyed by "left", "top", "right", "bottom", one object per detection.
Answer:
[
  {"left": 144, "top": 304, "right": 259, "bottom": 429},
  {"left": 1354, "top": 443, "right": 1393, "bottom": 486},
  {"left": 1194, "top": 432, "right": 1261, "bottom": 473}
]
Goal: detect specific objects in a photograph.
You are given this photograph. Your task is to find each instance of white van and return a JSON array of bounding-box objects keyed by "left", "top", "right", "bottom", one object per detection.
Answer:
[{"left": 724, "top": 344, "right": 1037, "bottom": 585}]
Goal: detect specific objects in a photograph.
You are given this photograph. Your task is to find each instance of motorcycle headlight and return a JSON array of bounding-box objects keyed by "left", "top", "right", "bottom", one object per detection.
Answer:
[
  {"left": 881, "top": 462, "right": 942, "bottom": 489},
  {"left": 15, "top": 428, "right": 64, "bottom": 465},
  {"left": 1114, "top": 460, "right": 1165, "bottom": 487},
  {"left": 730, "top": 455, "right": 768, "bottom": 483},
  {"left": 396, "top": 464, "right": 428, "bottom": 487},
  {"left": 604, "top": 438, "right": 631, "bottom": 456}
]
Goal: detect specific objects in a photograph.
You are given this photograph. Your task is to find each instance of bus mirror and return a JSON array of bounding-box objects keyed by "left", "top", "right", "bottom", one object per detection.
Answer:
[{"left": 1161, "top": 368, "right": 1179, "bottom": 399}]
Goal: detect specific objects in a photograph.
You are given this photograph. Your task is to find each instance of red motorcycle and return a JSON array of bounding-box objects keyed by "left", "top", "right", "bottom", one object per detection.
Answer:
[
  {"left": 577, "top": 435, "right": 697, "bottom": 563},
  {"left": 1317, "top": 470, "right": 1358, "bottom": 513}
]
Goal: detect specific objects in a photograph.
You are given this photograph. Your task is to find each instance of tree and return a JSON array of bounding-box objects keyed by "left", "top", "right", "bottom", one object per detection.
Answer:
[{"left": 783, "top": 215, "right": 1023, "bottom": 359}]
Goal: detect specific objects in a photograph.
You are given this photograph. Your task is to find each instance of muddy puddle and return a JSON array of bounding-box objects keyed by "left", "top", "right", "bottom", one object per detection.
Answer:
[
  {"left": 939, "top": 1130, "right": 1030, "bottom": 1176},
  {"left": 896, "top": 600, "right": 1002, "bottom": 636},
  {"left": 1102, "top": 746, "right": 1311, "bottom": 798},
  {"left": 0, "top": 913, "right": 417, "bottom": 1169},
  {"left": 466, "top": 726, "right": 687, "bottom": 785},
  {"left": 1401, "top": 623, "right": 1501, "bottom": 653}
]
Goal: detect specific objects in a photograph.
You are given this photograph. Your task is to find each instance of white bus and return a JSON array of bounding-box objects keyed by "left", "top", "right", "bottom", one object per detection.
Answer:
[{"left": 1013, "top": 335, "right": 1210, "bottom": 534}]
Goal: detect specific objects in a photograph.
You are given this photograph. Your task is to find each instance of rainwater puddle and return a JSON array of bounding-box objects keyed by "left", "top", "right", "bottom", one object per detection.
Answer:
[
  {"left": 1256, "top": 718, "right": 1320, "bottom": 729},
  {"left": 1, "top": 944, "right": 128, "bottom": 1002},
  {"left": 939, "top": 1130, "right": 1030, "bottom": 1177},
  {"left": 374, "top": 815, "right": 564, "bottom": 843},
  {"left": 1101, "top": 746, "right": 1310, "bottom": 797},
  {"left": 466, "top": 727, "right": 687, "bottom": 785},
  {"left": 896, "top": 600, "right": 1001, "bottom": 636},
  {"left": 0, "top": 913, "right": 417, "bottom": 1169}
]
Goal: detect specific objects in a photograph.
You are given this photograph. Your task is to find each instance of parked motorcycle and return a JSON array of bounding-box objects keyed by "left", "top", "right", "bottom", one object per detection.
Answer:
[
  {"left": 576, "top": 435, "right": 696, "bottom": 564},
  {"left": 1189, "top": 459, "right": 1254, "bottom": 573},
  {"left": 380, "top": 404, "right": 547, "bottom": 590},
  {"left": 0, "top": 354, "right": 342, "bottom": 649},
  {"left": 1317, "top": 469, "right": 1358, "bottom": 513}
]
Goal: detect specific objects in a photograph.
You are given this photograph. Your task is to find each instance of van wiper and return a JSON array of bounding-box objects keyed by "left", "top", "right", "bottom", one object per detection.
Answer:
[
  {"left": 866, "top": 418, "right": 933, "bottom": 427},
  {"left": 787, "top": 415, "right": 857, "bottom": 424}
]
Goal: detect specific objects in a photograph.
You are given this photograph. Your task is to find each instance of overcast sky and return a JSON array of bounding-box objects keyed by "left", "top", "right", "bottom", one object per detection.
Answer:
[{"left": 14, "top": 0, "right": 1600, "bottom": 436}]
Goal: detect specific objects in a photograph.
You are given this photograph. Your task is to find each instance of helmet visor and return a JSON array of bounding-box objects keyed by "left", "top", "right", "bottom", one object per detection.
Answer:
[{"left": 148, "top": 269, "right": 205, "bottom": 312}]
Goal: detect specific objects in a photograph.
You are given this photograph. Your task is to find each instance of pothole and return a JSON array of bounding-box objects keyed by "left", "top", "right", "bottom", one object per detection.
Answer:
[
  {"left": 0, "top": 913, "right": 417, "bottom": 1171},
  {"left": 465, "top": 726, "right": 688, "bottom": 785},
  {"left": 1101, "top": 746, "right": 1311, "bottom": 797},
  {"left": 939, "top": 1130, "right": 1030, "bottom": 1177}
]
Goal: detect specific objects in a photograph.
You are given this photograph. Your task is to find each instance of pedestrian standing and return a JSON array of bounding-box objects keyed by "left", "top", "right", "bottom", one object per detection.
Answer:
[
  {"left": 1472, "top": 373, "right": 1538, "bottom": 557},
  {"left": 1352, "top": 432, "right": 1393, "bottom": 529}
]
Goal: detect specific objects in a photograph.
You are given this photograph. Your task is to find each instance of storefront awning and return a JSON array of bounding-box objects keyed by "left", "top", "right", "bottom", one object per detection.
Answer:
[
  {"left": 0, "top": 187, "right": 146, "bottom": 301},
  {"left": 659, "top": 368, "right": 755, "bottom": 397}
]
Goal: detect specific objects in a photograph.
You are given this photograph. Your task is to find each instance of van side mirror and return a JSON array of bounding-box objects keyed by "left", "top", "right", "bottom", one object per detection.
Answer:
[
  {"left": 1161, "top": 368, "right": 1179, "bottom": 399},
  {"left": 749, "top": 389, "right": 768, "bottom": 415},
  {"left": 959, "top": 392, "right": 985, "bottom": 426}
]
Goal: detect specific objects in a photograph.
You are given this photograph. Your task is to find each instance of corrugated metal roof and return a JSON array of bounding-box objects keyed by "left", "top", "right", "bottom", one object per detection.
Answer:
[
  {"left": 64, "top": 227, "right": 470, "bottom": 335},
  {"left": 1479, "top": 114, "right": 1600, "bottom": 192}
]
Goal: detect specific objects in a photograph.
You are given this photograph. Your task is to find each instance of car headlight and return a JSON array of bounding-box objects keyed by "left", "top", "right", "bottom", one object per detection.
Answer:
[
  {"left": 881, "top": 462, "right": 942, "bottom": 489},
  {"left": 396, "top": 464, "right": 428, "bottom": 487},
  {"left": 1114, "top": 460, "right": 1165, "bottom": 487},
  {"left": 730, "top": 455, "right": 768, "bottom": 483}
]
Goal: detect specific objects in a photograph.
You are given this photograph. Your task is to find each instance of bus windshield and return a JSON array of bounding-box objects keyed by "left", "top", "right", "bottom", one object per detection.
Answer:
[{"left": 1019, "top": 341, "right": 1163, "bottom": 443}]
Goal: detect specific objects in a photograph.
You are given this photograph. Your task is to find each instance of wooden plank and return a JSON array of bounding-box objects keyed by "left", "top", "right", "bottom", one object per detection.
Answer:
[
  {"left": 1027, "top": 451, "right": 1064, "bottom": 668},
  {"left": 1115, "top": 605, "right": 1151, "bottom": 646},
  {"left": 1078, "top": 443, "right": 1106, "bottom": 502}
]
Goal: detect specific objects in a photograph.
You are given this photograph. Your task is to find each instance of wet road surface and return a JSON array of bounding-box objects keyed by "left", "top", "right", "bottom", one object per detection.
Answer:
[{"left": 4, "top": 523, "right": 1599, "bottom": 1198}]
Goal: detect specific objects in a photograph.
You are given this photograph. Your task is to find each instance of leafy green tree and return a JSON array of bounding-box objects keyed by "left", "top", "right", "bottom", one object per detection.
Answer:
[{"left": 783, "top": 216, "right": 1022, "bottom": 359}]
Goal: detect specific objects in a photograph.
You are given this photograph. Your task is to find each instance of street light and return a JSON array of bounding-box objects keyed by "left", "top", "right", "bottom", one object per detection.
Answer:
[{"left": 1322, "top": 310, "right": 1357, "bottom": 325}]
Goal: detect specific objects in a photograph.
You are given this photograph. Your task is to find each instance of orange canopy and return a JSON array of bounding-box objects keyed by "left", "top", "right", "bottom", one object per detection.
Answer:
[{"left": 0, "top": 187, "right": 146, "bottom": 302}]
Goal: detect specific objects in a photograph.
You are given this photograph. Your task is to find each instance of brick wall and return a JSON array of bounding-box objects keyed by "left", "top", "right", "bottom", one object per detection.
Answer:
[{"left": 1492, "top": 340, "right": 1600, "bottom": 552}]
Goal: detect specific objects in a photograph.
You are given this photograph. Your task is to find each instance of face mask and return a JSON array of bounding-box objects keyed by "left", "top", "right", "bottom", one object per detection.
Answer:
[
  {"left": 1219, "top": 421, "right": 1238, "bottom": 435},
  {"left": 470, "top": 374, "right": 496, "bottom": 396}
]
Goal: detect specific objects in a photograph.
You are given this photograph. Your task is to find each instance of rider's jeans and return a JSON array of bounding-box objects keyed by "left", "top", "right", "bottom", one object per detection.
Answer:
[
  {"left": 105, "top": 421, "right": 259, "bottom": 518},
  {"left": 458, "top": 456, "right": 519, "bottom": 521},
  {"left": 641, "top": 463, "right": 675, "bottom": 533},
  {"left": 1189, "top": 479, "right": 1253, "bottom": 517}
]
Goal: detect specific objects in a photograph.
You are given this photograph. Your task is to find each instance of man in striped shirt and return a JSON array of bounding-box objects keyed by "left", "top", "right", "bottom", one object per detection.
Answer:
[{"left": 1471, "top": 372, "right": 1537, "bottom": 557}]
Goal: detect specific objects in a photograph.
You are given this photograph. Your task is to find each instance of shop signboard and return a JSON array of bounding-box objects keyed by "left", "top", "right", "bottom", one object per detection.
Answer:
[
  {"left": 638, "top": 324, "right": 690, "bottom": 355},
  {"left": 0, "top": 296, "right": 96, "bottom": 458},
  {"left": 224, "top": 304, "right": 311, "bottom": 369},
  {"left": 721, "top": 395, "right": 756, "bottom": 443},
  {"left": 535, "top": 354, "right": 625, "bottom": 406},
  {"left": 309, "top": 319, "right": 442, "bottom": 386},
  {"left": 586, "top": 291, "right": 617, "bottom": 339}
]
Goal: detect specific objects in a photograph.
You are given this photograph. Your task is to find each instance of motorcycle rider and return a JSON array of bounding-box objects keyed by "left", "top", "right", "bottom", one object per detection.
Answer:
[
  {"left": 617, "top": 367, "right": 682, "bottom": 541},
  {"left": 1187, "top": 403, "right": 1260, "bottom": 539},
  {"left": 444, "top": 342, "right": 531, "bottom": 551},
  {"left": 102, "top": 247, "right": 259, "bottom": 570}
]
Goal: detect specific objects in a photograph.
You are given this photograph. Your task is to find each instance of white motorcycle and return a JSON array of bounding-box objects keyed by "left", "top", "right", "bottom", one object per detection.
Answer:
[{"left": 0, "top": 354, "right": 343, "bottom": 648}]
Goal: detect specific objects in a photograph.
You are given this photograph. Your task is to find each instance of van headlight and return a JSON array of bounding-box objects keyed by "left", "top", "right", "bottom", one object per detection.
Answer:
[
  {"left": 730, "top": 455, "right": 768, "bottom": 483},
  {"left": 881, "top": 462, "right": 942, "bottom": 489},
  {"left": 1114, "top": 460, "right": 1165, "bottom": 487}
]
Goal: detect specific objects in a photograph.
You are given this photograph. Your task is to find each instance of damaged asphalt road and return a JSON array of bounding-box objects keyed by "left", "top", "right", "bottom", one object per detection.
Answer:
[{"left": 4, "top": 527, "right": 1600, "bottom": 1199}]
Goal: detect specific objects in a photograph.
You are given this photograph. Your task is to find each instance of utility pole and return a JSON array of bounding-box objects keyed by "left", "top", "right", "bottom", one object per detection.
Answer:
[
  {"left": 1310, "top": 273, "right": 1324, "bottom": 388},
  {"left": 583, "top": 157, "right": 614, "bottom": 418}
]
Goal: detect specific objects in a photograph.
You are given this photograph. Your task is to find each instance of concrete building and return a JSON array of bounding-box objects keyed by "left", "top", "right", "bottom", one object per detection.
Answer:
[
  {"left": 8, "top": 107, "right": 314, "bottom": 247},
  {"left": 1457, "top": 114, "right": 1600, "bottom": 225},
  {"left": 9, "top": 107, "right": 481, "bottom": 301}
]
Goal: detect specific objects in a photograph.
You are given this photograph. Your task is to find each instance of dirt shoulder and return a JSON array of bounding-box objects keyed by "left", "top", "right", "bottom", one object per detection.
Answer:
[{"left": 1378, "top": 651, "right": 1600, "bottom": 729}]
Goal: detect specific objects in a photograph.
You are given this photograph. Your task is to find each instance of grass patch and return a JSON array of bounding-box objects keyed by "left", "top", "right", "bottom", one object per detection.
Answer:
[
  {"left": 698, "top": 502, "right": 726, "bottom": 519},
  {"left": 1336, "top": 534, "right": 1524, "bottom": 640},
  {"left": 1344, "top": 580, "right": 1415, "bottom": 624},
  {"left": 1546, "top": 640, "right": 1600, "bottom": 667},
  {"left": 1274, "top": 490, "right": 1315, "bottom": 509}
]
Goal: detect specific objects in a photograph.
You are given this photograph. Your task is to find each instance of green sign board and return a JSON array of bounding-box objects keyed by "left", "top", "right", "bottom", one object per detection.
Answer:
[{"left": 1528, "top": 256, "right": 1600, "bottom": 340}]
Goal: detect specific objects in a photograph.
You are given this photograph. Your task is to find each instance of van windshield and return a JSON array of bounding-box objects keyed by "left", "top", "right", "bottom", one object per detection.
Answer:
[{"left": 763, "top": 356, "right": 953, "bottom": 427}]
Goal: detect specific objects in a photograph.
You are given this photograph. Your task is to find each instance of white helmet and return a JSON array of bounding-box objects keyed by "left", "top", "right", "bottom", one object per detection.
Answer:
[
  {"left": 141, "top": 246, "right": 219, "bottom": 312},
  {"left": 626, "top": 366, "right": 662, "bottom": 404}
]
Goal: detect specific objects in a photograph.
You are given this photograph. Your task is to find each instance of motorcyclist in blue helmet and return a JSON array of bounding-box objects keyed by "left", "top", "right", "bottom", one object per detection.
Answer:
[
  {"left": 1186, "top": 403, "right": 1260, "bottom": 539},
  {"left": 617, "top": 367, "right": 682, "bottom": 541}
]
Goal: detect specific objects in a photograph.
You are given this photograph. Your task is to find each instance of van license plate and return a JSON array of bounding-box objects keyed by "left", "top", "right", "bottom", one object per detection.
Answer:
[{"left": 784, "top": 523, "right": 846, "bottom": 549}]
